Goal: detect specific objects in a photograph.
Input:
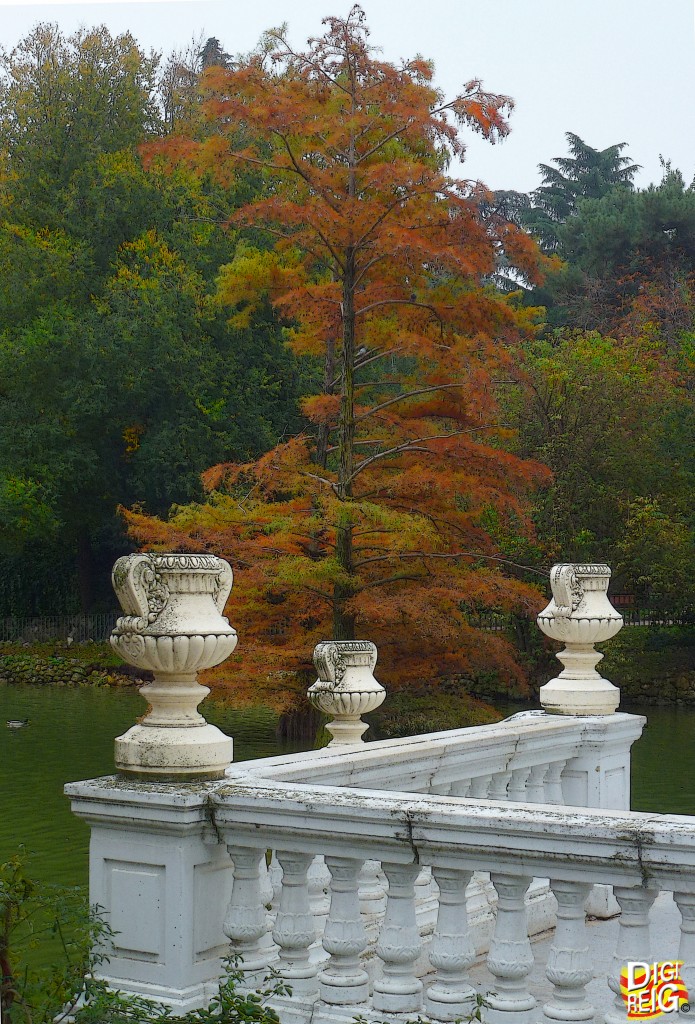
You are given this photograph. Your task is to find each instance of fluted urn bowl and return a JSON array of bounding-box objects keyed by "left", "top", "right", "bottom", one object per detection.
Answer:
[
  {"left": 309, "top": 640, "right": 385, "bottom": 744},
  {"left": 537, "top": 563, "right": 622, "bottom": 646}
]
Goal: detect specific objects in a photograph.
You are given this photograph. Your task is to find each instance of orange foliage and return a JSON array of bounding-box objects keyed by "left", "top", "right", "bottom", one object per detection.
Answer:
[{"left": 128, "top": 7, "right": 551, "bottom": 702}]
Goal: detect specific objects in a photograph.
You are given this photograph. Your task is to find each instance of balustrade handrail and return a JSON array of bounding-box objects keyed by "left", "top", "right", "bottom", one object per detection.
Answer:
[
  {"left": 212, "top": 772, "right": 694, "bottom": 890},
  {"left": 239, "top": 710, "right": 643, "bottom": 793}
]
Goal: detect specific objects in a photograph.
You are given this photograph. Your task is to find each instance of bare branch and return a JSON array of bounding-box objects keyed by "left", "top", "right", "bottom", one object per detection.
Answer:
[
  {"left": 299, "top": 470, "right": 340, "bottom": 496},
  {"left": 355, "top": 298, "right": 448, "bottom": 322},
  {"left": 358, "top": 572, "right": 426, "bottom": 590},
  {"left": 355, "top": 383, "right": 468, "bottom": 422},
  {"left": 354, "top": 550, "right": 549, "bottom": 576},
  {"left": 348, "top": 427, "right": 497, "bottom": 483}
]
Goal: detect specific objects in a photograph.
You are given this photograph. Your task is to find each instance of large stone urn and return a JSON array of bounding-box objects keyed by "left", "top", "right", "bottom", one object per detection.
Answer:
[
  {"left": 111, "top": 553, "right": 237, "bottom": 778},
  {"left": 537, "top": 563, "right": 623, "bottom": 715},
  {"left": 308, "top": 640, "right": 385, "bottom": 745}
]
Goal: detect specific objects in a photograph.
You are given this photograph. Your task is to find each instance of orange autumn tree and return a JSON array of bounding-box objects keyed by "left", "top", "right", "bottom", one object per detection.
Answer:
[{"left": 129, "top": 7, "right": 550, "bottom": 697}]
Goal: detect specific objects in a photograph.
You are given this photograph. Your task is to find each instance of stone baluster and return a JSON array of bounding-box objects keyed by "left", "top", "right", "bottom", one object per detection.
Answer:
[
  {"left": 543, "top": 879, "right": 593, "bottom": 1023},
  {"left": 415, "top": 865, "right": 434, "bottom": 904},
  {"left": 358, "top": 859, "right": 386, "bottom": 916},
  {"left": 526, "top": 763, "right": 550, "bottom": 803},
  {"left": 425, "top": 866, "right": 476, "bottom": 1021},
  {"left": 508, "top": 767, "right": 532, "bottom": 802},
  {"left": 259, "top": 854, "right": 275, "bottom": 909},
  {"left": 489, "top": 771, "right": 512, "bottom": 800},
  {"left": 450, "top": 779, "right": 472, "bottom": 798},
  {"left": 605, "top": 885, "right": 658, "bottom": 1024},
  {"left": 486, "top": 872, "right": 535, "bottom": 1023},
  {"left": 674, "top": 891, "right": 695, "bottom": 999},
  {"left": 308, "top": 855, "right": 331, "bottom": 917},
  {"left": 224, "top": 846, "right": 274, "bottom": 983},
  {"left": 469, "top": 774, "right": 492, "bottom": 798},
  {"left": 544, "top": 760, "right": 566, "bottom": 804},
  {"left": 373, "top": 861, "right": 423, "bottom": 1015},
  {"left": 272, "top": 851, "right": 318, "bottom": 998},
  {"left": 319, "top": 857, "right": 369, "bottom": 1005},
  {"left": 430, "top": 781, "right": 452, "bottom": 795}
]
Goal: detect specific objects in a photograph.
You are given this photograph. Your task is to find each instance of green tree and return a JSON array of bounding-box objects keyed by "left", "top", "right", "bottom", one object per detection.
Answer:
[
  {"left": 0, "top": 24, "right": 161, "bottom": 223},
  {"left": 496, "top": 134, "right": 640, "bottom": 255},
  {"left": 544, "top": 166, "right": 695, "bottom": 338},
  {"left": 506, "top": 331, "right": 695, "bottom": 612}
]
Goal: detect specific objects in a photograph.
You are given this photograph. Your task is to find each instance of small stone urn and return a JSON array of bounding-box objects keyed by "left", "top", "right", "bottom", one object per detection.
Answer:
[
  {"left": 111, "top": 553, "right": 237, "bottom": 779},
  {"left": 537, "top": 563, "right": 623, "bottom": 715},
  {"left": 308, "top": 641, "right": 385, "bottom": 745}
]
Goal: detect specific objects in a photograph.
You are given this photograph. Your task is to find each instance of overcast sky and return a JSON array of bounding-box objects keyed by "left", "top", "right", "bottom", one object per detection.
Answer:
[{"left": 1, "top": 0, "right": 694, "bottom": 194}]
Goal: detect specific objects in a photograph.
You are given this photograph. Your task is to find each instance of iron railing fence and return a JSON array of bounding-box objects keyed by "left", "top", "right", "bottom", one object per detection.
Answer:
[
  {"left": 465, "top": 596, "right": 694, "bottom": 632},
  {"left": 0, "top": 601, "right": 691, "bottom": 645},
  {"left": 0, "top": 612, "right": 119, "bottom": 644}
]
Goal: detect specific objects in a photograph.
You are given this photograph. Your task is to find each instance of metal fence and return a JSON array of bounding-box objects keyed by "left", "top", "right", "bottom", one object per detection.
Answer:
[
  {"left": 466, "top": 599, "right": 693, "bottom": 632},
  {"left": 0, "top": 612, "right": 119, "bottom": 643},
  {"left": 0, "top": 602, "right": 690, "bottom": 646}
]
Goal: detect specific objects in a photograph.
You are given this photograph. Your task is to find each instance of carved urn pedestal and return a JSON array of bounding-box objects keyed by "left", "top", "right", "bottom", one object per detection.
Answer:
[
  {"left": 538, "top": 563, "right": 623, "bottom": 716},
  {"left": 111, "top": 553, "right": 237, "bottom": 779},
  {"left": 308, "top": 640, "right": 385, "bottom": 745}
]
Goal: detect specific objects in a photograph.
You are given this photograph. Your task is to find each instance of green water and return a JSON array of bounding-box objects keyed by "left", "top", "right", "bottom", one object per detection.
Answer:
[
  {"left": 1, "top": 685, "right": 691, "bottom": 892},
  {"left": 495, "top": 702, "right": 693, "bottom": 814},
  {"left": 628, "top": 704, "right": 695, "bottom": 815},
  {"left": 0, "top": 684, "right": 306, "bottom": 888}
]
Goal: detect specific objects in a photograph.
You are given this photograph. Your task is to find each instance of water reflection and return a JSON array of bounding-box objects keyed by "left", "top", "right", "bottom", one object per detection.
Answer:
[{"left": 0, "top": 684, "right": 306, "bottom": 887}]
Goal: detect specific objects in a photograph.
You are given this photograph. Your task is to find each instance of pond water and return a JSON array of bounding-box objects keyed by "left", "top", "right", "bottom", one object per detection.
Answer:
[
  {"left": 0, "top": 684, "right": 307, "bottom": 888},
  {"left": 0, "top": 684, "right": 690, "bottom": 892}
]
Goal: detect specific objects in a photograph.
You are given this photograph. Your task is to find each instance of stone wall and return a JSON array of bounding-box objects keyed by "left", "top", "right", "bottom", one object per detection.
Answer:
[{"left": 0, "top": 649, "right": 139, "bottom": 687}]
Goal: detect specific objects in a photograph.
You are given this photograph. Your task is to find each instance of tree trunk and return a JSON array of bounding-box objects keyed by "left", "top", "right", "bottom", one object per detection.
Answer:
[
  {"left": 316, "top": 333, "right": 336, "bottom": 469},
  {"left": 333, "top": 249, "right": 357, "bottom": 640}
]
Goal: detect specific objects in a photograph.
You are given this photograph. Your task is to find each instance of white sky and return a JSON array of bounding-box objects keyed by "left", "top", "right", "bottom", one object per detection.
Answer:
[{"left": 1, "top": 0, "right": 694, "bottom": 194}]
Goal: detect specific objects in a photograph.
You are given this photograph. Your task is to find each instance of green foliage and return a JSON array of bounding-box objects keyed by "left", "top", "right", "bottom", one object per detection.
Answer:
[
  {"left": 0, "top": 24, "right": 161, "bottom": 222},
  {"left": 505, "top": 331, "right": 694, "bottom": 607},
  {"left": 616, "top": 498, "right": 695, "bottom": 615},
  {"left": 0, "top": 851, "right": 109, "bottom": 1024},
  {"left": 0, "top": 851, "right": 292, "bottom": 1024},
  {"left": 0, "top": 21, "right": 315, "bottom": 611},
  {"left": 72, "top": 961, "right": 289, "bottom": 1024},
  {"left": 368, "top": 688, "right": 502, "bottom": 739},
  {"left": 0, "top": 651, "right": 133, "bottom": 688}
]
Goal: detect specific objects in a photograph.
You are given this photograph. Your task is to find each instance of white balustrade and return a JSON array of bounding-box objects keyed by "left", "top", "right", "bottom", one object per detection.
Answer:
[
  {"left": 543, "top": 879, "right": 593, "bottom": 1022},
  {"left": 425, "top": 867, "right": 476, "bottom": 1021},
  {"left": 67, "top": 558, "right": 674, "bottom": 1024},
  {"left": 373, "top": 861, "right": 423, "bottom": 1014},
  {"left": 319, "top": 857, "right": 369, "bottom": 1005},
  {"left": 486, "top": 873, "right": 535, "bottom": 1023},
  {"left": 272, "top": 851, "right": 318, "bottom": 997}
]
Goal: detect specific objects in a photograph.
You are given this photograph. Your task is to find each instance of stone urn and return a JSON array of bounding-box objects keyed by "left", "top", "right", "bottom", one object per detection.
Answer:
[
  {"left": 111, "top": 553, "right": 237, "bottom": 778},
  {"left": 537, "top": 563, "right": 623, "bottom": 715},
  {"left": 308, "top": 641, "right": 385, "bottom": 745}
]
